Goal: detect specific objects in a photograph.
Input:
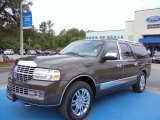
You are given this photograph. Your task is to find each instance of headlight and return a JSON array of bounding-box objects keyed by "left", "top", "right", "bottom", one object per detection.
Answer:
[
  {"left": 152, "top": 57, "right": 155, "bottom": 59},
  {"left": 33, "top": 68, "right": 60, "bottom": 81}
]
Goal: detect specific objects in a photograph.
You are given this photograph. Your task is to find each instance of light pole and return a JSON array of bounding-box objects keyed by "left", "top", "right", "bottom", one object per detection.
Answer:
[
  {"left": 28, "top": 37, "right": 32, "bottom": 47},
  {"left": 20, "top": 0, "right": 23, "bottom": 57}
]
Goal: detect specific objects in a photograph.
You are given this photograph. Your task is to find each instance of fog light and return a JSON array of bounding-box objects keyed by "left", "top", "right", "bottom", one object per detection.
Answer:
[{"left": 28, "top": 90, "right": 44, "bottom": 98}]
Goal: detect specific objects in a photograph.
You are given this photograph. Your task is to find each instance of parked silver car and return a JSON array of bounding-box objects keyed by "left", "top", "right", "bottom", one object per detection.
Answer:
[
  {"left": 3, "top": 49, "right": 14, "bottom": 55},
  {"left": 152, "top": 52, "right": 160, "bottom": 63}
]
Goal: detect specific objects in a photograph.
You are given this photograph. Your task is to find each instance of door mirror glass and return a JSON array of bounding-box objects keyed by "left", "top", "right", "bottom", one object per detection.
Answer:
[{"left": 105, "top": 52, "right": 117, "bottom": 57}]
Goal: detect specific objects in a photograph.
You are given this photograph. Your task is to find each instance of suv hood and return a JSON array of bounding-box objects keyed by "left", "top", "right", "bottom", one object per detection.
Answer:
[{"left": 18, "top": 55, "right": 96, "bottom": 69}]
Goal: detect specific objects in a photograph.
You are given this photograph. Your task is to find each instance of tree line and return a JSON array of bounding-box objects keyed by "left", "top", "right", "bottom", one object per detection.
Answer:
[{"left": 0, "top": 0, "right": 86, "bottom": 51}]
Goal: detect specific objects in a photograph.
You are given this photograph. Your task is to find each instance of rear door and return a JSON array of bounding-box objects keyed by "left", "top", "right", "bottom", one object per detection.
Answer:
[
  {"left": 130, "top": 44, "right": 151, "bottom": 78},
  {"left": 118, "top": 42, "right": 138, "bottom": 81}
]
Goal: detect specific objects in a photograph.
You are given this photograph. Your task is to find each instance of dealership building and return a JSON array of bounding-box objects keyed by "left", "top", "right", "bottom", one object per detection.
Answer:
[{"left": 86, "top": 8, "right": 160, "bottom": 56}]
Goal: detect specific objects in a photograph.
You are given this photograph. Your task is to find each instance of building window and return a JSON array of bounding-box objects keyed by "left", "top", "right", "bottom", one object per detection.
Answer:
[
  {"left": 110, "top": 35, "right": 113, "bottom": 39},
  {"left": 92, "top": 36, "right": 94, "bottom": 39},
  {"left": 114, "top": 36, "right": 117, "bottom": 39},
  {"left": 121, "top": 35, "right": 124, "bottom": 39},
  {"left": 103, "top": 36, "right": 105, "bottom": 39},
  {"left": 107, "top": 36, "right": 110, "bottom": 39},
  {"left": 89, "top": 36, "right": 91, "bottom": 39},
  {"left": 95, "top": 36, "right": 98, "bottom": 39},
  {"left": 100, "top": 36, "right": 103, "bottom": 39}
]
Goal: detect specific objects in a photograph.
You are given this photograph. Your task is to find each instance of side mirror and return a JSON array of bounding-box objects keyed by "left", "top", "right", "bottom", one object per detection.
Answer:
[{"left": 102, "top": 56, "right": 117, "bottom": 61}]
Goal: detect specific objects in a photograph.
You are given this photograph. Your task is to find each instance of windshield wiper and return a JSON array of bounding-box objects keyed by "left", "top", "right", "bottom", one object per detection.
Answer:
[{"left": 65, "top": 52, "right": 83, "bottom": 57}]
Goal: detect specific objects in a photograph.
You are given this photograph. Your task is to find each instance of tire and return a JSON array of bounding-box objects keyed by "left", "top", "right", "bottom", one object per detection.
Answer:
[
  {"left": 60, "top": 81, "right": 94, "bottom": 120},
  {"left": 132, "top": 72, "right": 146, "bottom": 92}
]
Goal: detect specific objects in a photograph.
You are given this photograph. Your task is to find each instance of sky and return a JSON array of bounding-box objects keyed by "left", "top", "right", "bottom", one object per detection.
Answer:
[{"left": 31, "top": 0, "right": 160, "bottom": 34}]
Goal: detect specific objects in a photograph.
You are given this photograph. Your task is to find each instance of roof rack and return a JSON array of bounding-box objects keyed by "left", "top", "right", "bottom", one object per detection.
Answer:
[
  {"left": 85, "top": 39, "right": 142, "bottom": 45},
  {"left": 117, "top": 39, "right": 139, "bottom": 44}
]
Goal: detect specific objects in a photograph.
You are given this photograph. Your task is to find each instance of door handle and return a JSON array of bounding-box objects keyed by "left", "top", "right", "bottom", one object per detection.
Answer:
[{"left": 116, "top": 64, "right": 122, "bottom": 68}]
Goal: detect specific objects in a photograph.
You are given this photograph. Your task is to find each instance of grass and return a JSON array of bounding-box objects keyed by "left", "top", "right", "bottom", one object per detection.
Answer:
[{"left": 0, "top": 62, "right": 13, "bottom": 68}]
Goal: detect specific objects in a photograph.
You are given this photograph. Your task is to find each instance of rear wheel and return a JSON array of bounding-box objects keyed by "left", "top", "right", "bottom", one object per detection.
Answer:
[
  {"left": 60, "top": 81, "right": 93, "bottom": 120},
  {"left": 132, "top": 72, "right": 146, "bottom": 92}
]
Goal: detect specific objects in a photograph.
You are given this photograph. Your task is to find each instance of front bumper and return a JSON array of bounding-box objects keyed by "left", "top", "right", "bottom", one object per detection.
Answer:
[{"left": 7, "top": 78, "right": 68, "bottom": 106}]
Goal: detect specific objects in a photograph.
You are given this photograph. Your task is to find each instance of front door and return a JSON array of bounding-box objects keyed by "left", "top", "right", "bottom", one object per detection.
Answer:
[{"left": 97, "top": 41, "right": 123, "bottom": 90}]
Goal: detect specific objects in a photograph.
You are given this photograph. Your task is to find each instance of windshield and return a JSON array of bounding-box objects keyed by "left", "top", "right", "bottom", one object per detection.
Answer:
[{"left": 60, "top": 40, "right": 104, "bottom": 57}]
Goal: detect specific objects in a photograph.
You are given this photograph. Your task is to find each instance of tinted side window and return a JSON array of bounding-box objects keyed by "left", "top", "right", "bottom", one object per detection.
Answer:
[
  {"left": 119, "top": 43, "right": 133, "bottom": 60},
  {"left": 104, "top": 42, "right": 119, "bottom": 60},
  {"left": 130, "top": 44, "right": 149, "bottom": 59}
]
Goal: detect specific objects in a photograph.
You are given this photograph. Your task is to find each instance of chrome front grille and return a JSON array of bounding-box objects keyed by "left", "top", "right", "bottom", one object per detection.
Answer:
[
  {"left": 14, "top": 65, "right": 35, "bottom": 83},
  {"left": 8, "top": 83, "right": 45, "bottom": 99},
  {"left": 9, "top": 83, "right": 28, "bottom": 95}
]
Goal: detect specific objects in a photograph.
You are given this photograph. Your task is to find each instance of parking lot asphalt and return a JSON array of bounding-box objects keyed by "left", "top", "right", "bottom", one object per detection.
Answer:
[{"left": 0, "top": 89, "right": 160, "bottom": 120}]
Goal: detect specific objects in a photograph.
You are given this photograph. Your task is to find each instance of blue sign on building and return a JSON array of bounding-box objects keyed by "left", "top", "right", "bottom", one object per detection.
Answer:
[{"left": 23, "top": 12, "right": 32, "bottom": 29}]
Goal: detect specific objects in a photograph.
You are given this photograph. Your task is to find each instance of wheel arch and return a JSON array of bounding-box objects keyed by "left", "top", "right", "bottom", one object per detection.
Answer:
[
  {"left": 59, "top": 75, "right": 96, "bottom": 105},
  {"left": 140, "top": 69, "right": 147, "bottom": 77}
]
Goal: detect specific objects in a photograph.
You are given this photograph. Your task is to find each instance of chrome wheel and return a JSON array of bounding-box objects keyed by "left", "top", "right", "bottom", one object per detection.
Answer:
[
  {"left": 71, "top": 88, "right": 91, "bottom": 116},
  {"left": 139, "top": 75, "right": 145, "bottom": 91}
]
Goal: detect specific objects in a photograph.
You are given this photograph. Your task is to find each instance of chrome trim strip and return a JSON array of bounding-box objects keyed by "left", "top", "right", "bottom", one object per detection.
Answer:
[
  {"left": 59, "top": 75, "right": 96, "bottom": 105},
  {"left": 116, "top": 42, "right": 136, "bottom": 61},
  {"left": 99, "top": 75, "right": 137, "bottom": 90},
  {"left": 18, "top": 61, "right": 37, "bottom": 67},
  {"left": 105, "top": 59, "right": 136, "bottom": 62},
  {"left": 14, "top": 72, "right": 33, "bottom": 76},
  {"left": 116, "top": 42, "right": 123, "bottom": 60}
]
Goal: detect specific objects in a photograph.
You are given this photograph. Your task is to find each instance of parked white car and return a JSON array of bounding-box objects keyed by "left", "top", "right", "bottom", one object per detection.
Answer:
[
  {"left": 3, "top": 49, "right": 14, "bottom": 55},
  {"left": 19, "top": 50, "right": 26, "bottom": 55},
  {"left": 27, "top": 50, "right": 36, "bottom": 55}
]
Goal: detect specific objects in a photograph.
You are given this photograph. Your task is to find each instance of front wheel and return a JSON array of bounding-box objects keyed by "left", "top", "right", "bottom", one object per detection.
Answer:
[
  {"left": 132, "top": 72, "right": 146, "bottom": 92},
  {"left": 60, "top": 81, "right": 93, "bottom": 120}
]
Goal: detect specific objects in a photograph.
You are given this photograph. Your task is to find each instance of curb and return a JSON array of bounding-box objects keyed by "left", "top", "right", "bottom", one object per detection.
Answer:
[
  {"left": 0, "top": 87, "right": 6, "bottom": 90},
  {"left": 146, "top": 87, "right": 160, "bottom": 94},
  {"left": 0, "top": 83, "right": 7, "bottom": 90},
  {"left": 0, "top": 67, "right": 11, "bottom": 72}
]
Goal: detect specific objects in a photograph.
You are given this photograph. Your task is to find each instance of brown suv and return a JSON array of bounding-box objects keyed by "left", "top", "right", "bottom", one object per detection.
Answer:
[{"left": 7, "top": 39, "right": 151, "bottom": 120}]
